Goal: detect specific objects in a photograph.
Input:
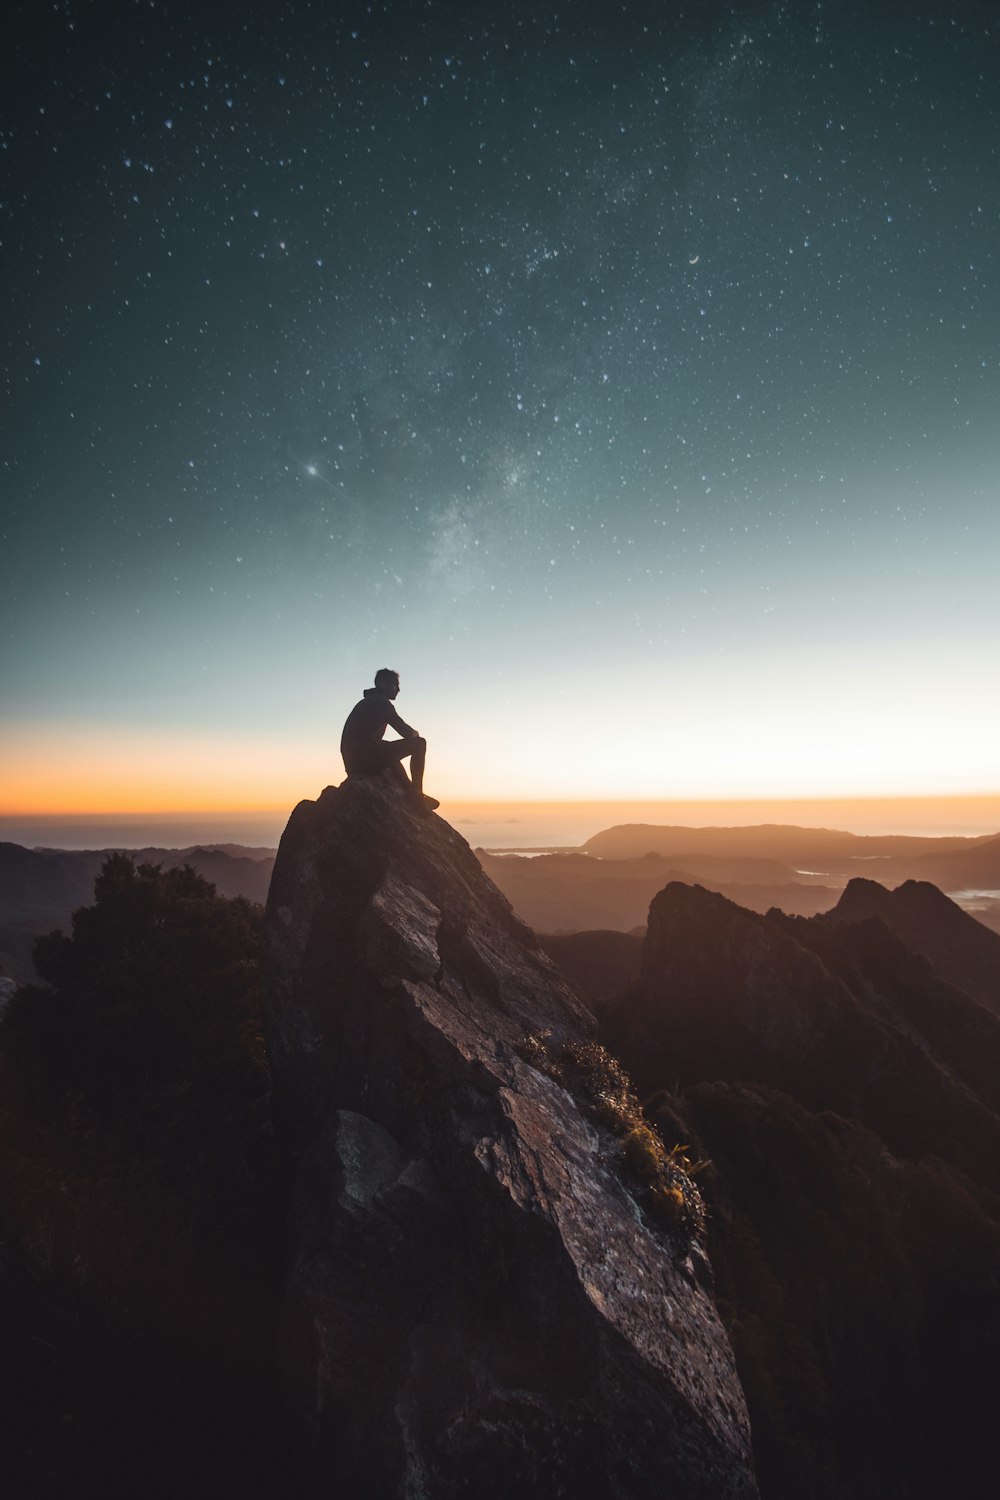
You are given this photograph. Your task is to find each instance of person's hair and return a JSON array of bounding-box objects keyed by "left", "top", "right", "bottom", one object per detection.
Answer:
[{"left": 374, "top": 668, "right": 399, "bottom": 691}]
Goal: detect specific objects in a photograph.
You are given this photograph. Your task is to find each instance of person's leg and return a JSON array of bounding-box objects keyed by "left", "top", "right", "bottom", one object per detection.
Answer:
[
  {"left": 370, "top": 738, "right": 437, "bottom": 809},
  {"left": 377, "top": 737, "right": 427, "bottom": 790},
  {"left": 407, "top": 737, "right": 426, "bottom": 794}
]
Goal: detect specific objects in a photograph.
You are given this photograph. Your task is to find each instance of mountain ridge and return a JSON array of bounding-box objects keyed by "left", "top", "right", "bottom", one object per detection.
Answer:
[
  {"left": 582, "top": 875, "right": 1000, "bottom": 1499},
  {"left": 262, "top": 775, "right": 758, "bottom": 1497},
  {"left": 824, "top": 876, "right": 1000, "bottom": 1016}
]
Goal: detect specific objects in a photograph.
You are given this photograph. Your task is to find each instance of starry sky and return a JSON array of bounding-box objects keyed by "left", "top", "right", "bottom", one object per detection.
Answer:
[{"left": 3, "top": 0, "right": 998, "bottom": 811}]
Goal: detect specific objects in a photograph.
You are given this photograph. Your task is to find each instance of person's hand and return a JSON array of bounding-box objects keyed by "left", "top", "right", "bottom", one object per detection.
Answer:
[{"left": 408, "top": 726, "right": 420, "bottom": 739}]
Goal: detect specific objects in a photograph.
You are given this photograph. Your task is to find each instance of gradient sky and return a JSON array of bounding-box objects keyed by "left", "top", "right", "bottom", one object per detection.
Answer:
[{"left": 3, "top": 0, "right": 998, "bottom": 810}]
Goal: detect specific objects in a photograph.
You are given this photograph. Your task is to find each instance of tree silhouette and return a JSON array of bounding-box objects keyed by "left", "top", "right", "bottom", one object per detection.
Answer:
[{"left": 0, "top": 857, "right": 289, "bottom": 1493}]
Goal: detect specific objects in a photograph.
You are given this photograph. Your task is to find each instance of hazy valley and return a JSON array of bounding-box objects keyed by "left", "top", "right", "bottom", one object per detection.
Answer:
[{"left": 4, "top": 821, "right": 1000, "bottom": 987}]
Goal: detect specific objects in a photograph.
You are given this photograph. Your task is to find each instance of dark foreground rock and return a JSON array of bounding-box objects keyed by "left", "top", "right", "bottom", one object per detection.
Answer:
[
  {"left": 600, "top": 881, "right": 1000, "bottom": 1500},
  {"left": 264, "top": 776, "right": 758, "bottom": 1499}
]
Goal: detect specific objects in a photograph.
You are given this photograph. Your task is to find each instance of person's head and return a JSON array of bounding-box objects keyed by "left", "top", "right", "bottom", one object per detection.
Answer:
[{"left": 374, "top": 667, "right": 400, "bottom": 698}]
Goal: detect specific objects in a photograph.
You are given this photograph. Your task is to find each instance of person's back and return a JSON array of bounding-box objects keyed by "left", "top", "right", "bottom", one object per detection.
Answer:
[
  {"left": 341, "top": 685, "right": 413, "bottom": 771},
  {"left": 340, "top": 669, "right": 438, "bottom": 811}
]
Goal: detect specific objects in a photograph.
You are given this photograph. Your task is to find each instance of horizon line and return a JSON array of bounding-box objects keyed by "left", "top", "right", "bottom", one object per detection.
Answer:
[{"left": 4, "top": 792, "right": 1000, "bottom": 820}]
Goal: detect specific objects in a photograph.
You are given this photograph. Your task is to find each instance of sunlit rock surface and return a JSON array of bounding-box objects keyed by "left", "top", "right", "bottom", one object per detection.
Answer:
[{"left": 264, "top": 776, "right": 757, "bottom": 1499}]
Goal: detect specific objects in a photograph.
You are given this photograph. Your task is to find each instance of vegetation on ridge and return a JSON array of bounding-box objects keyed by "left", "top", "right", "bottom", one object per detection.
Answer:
[{"left": 517, "top": 1031, "right": 706, "bottom": 1240}]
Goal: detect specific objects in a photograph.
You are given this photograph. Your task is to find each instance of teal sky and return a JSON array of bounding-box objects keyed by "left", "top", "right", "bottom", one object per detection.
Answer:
[{"left": 3, "top": 0, "right": 998, "bottom": 807}]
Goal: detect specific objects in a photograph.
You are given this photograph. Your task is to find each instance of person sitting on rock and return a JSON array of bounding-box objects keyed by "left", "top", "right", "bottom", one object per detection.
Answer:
[{"left": 340, "top": 668, "right": 439, "bottom": 811}]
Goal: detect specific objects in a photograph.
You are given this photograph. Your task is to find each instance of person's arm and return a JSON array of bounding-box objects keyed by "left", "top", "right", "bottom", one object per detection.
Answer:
[{"left": 386, "top": 703, "right": 417, "bottom": 738}]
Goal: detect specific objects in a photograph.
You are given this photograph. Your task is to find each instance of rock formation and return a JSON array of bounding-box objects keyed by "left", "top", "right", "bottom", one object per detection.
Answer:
[
  {"left": 264, "top": 776, "right": 758, "bottom": 1498},
  {"left": 605, "top": 881, "right": 1000, "bottom": 1192},
  {"left": 824, "top": 876, "right": 1000, "bottom": 1016},
  {"left": 598, "top": 880, "right": 1000, "bottom": 1500}
]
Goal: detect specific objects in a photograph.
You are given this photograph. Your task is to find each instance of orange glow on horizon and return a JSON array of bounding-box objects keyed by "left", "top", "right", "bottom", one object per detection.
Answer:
[
  {"left": 4, "top": 787, "right": 1000, "bottom": 839},
  {"left": 3, "top": 720, "right": 999, "bottom": 832},
  {"left": 0, "top": 721, "right": 329, "bottom": 815},
  {"left": 6, "top": 774, "right": 1000, "bottom": 830}
]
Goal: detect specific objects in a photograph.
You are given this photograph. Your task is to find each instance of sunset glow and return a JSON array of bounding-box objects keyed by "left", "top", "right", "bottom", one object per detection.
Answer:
[
  {"left": 3, "top": 4, "right": 998, "bottom": 838},
  {"left": 4, "top": 633, "right": 997, "bottom": 817}
]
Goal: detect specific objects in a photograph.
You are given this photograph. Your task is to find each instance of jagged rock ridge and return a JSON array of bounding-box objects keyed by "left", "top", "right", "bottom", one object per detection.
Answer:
[
  {"left": 599, "top": 878, "right": 1000, "bottom": 1500},
  {"left": 824, "top": 876, "right": 1000, "bottom": 1016},
  {"left": 605, "top": 880, "right": 1000, "bottom": 1190},
  {"left": 264, "top": 776, "right": 758, "bottom": 1499}
]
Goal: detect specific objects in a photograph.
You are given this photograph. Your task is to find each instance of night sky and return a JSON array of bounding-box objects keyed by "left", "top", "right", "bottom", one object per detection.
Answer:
[{"left": 3, "top": 0, "right": 998, "bottom": 809}]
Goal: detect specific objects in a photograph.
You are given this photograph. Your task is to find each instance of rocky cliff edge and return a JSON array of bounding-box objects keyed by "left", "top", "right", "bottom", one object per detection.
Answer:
[{"left": 264, "top": 775, "right": 757, "bottom": 1498}]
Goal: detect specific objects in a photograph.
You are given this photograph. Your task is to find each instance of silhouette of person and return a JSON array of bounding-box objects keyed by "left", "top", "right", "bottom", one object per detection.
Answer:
[{"left": 341, "top": 669, "right": 439, "bottom": 811}]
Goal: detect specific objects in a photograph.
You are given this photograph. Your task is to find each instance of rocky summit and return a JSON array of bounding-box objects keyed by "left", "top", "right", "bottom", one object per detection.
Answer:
[{"left": 263, "top": 775, "right": 757, "bottom": 1499}]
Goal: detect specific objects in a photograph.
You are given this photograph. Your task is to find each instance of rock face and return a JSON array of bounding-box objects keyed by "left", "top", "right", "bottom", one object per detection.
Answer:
[{"left": 264, "top": 776, "right": 757, "bottom": 1499}]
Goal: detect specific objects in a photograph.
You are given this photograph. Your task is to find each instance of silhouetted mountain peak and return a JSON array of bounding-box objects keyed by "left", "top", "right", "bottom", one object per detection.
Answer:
[
  {"left": 825, "top": 876, "right": 1000, "bottom": 1016},
  {"left": 606, "top": 874, "right": 1000, "bottom": 1188},
  {"left": 629, "top": 882, "right": 860, "bottom": 1084},
  {"left": 830, "top": 874, "right": 895, "bottom": 914},
  {"left": 829, "top": 875, "right": 962, "bottom": 925},
  {"left": 263, "top": 776, "right": 757, "bottom": 1497}
]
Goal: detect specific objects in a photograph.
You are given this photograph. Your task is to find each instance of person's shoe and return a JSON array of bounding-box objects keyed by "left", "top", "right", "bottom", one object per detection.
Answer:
[{"left": 407, "top": 788, "right": 439, "bottom": 813}]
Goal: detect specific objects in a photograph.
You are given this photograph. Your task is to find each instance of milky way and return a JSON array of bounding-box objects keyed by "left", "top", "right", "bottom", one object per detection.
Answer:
[{"left": 3, "top": 1, "right": 998, "bottom": 801}]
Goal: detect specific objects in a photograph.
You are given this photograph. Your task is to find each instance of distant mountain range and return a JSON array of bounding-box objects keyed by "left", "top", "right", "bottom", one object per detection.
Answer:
[
  {"left": 581, "top": 821, "right": 1000, "bottom": 890},
  {"left": 478, "top": 847, "right": 841, "bottom": 933},
  {"left": 581, "top": 822, "right": 1000, "bottom": 867},
  {"left": 3, "top": 820, "right": 999, "bottom": 984},
  {"left": 481, "top": 824, "right": 1000, "bottom": 938}
]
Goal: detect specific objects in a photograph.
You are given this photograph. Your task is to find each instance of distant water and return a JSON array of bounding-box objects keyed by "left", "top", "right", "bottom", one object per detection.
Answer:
[
  {"left": 0, "top": 811, "right": 596, "bottom": 853},
  {"left": 0, "top": 813, "right": 290, "bottom": 852},
  {"left": 451, "top": 816, "right": 603, "bottom": 851},
  {"left": 3, "top": 801, "right": 998, "bottom": 854}
]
